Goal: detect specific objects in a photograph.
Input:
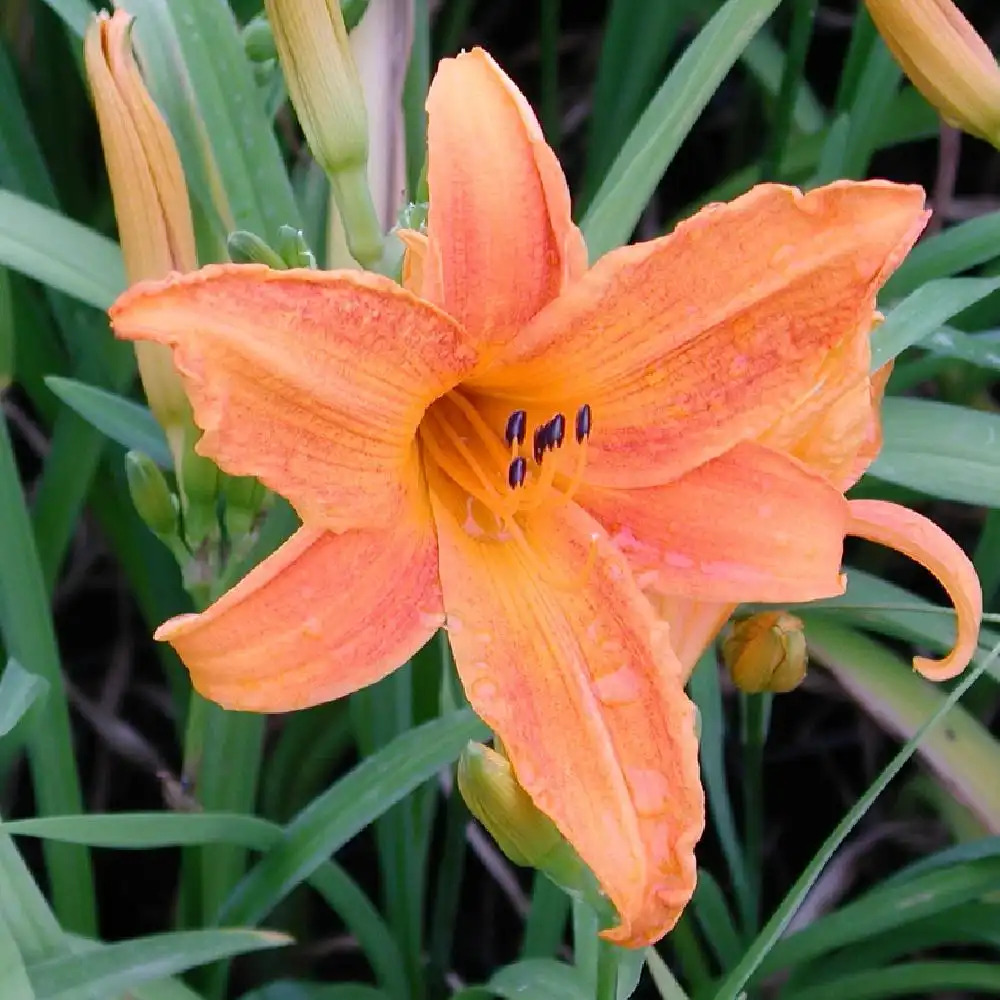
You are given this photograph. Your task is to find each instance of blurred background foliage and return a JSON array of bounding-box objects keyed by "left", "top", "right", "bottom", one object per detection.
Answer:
[{"left": 1, "top": 1, "right": 1000, "bottom": 999}]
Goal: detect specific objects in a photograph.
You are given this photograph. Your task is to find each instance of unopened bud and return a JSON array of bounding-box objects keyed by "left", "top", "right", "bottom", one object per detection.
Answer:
[
  {"left": 125, "top": 450, "right": 179, "bottom": 539},
  {"left": 86, "top": 11, "right": 196, "bottom": 467},
  {"left": 227, "top": 230, "right": 287, "bottom": 269},
  {"left": 179, "top": 434, "right": 220, "bottom": 547},
  {"left": 222, "top": 475, "right": 266, "bottom": 540},
  {"left": 242, "top": 14, "right": 277, "bottom": 63},
  {"left": 866, "top": 0, "right": 1000, "bottom": 147},
  {"left": 458, "top": 742, "right": 610, "bottom": 920},
  {"left": 275, "top": 225, "right": 317, "bottom": 269},
  {"left": 723, "top": 612, "right": 808, "bottom": 694},
  {"left": 265, "top": 0, "right": 383, "bottom": 267}
]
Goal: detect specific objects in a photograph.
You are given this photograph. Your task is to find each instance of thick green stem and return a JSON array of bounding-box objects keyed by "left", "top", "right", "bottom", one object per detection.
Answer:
[{"left": 741, "top": 692, "right": 771, "bottom": 935}]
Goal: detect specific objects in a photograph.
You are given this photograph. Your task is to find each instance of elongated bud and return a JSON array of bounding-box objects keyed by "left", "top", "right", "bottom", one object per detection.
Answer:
[
  {"left": 265, "top": 0, "right": 383, "bottom": 267},
  {"left": 865, "top": 0, "right": 1000, "bottom": 147},
  {"left": 125, "top": 450, "right": 180, "bottom": 539},
  {"left": 458, "top": 742, "right": 612, "bottom": 921},
  {"left": 723, "top": 612, "right": 808, "bottom": 694},
  {"left": 85, "top": 11, "right": 196, "bottom": 466}
]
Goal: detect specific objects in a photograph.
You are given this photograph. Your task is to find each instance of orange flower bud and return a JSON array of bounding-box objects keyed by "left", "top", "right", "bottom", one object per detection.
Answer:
[
  {"left": 723, "top": 612, "right": 808, "bottom": 694},
  {"left": 85, "top": 11, "right": 196, "bottom": 463},
  {"left": 866, "top": 0, "right": 1000, "bottom": 146}
]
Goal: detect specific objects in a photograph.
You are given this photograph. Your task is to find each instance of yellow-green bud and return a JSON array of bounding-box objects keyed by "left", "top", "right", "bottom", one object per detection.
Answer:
[
  {"left": 125, "top": 450, "right": 179, "bottom": 539},
  {"left": 723, "top": 612, "right": 808, "bottom": 694},
  {"left": 227, "top": 230, "right": 287, "bottom": 269},
  {"left": 265, "top": 0, "right": 383, "bottom": 268},
  {"left": 458, "top": 742, "right": 612, "bottom": 921},
  {"left": 265, "top": 0, "right": 367, "bottom": 175}
]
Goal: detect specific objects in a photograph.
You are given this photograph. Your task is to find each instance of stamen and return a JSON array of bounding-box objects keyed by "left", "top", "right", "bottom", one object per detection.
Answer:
[
  {"left": 504, "top": 517, "right": 600, "bottom": 592},
  {"left": 508, "top": 457, "right": 527, "bottom": 489},
  {"left": 545, "top": 413, "right": 567, "bottom": 451},
  {"left": 446, "top": 390, "right": 511, "bottom": 468},
  {"left": 421, "top": 409, "right": 510, "bottom": 521},
  {"left": 575, "top": 403, "right": 592, "bottom": 443},
  {"left": 504, "top": 410, "right": 527, "bottom": 448},
  {"left": 533, "top": 426, "right": 546, "bottom": 465}
]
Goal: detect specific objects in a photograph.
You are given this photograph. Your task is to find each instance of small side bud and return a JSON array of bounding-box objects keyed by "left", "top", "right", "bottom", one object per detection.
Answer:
[
  {"left": 227, "top": 230, "right": 287, "bottom": 269},
  {"left": 125, "top": 450, "right": 179, "bottom": 539},
  {"left": 723, "top": 612, "right": 808, "bottom": 694},
  {"left": 242, "top": 14, "right": 277, "bottom": 63},
  {"left": 178, "top": 435, "right": 220, "bottom": 548},
  {"left": 222, "top": 475, "right": 266, "bottom": 540},
  {"left": 275, "top": 225, "right": 317, "bottom": 269}
]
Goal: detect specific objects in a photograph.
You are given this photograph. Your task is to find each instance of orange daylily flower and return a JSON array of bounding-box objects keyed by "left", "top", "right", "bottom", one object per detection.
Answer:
[
  {"left": 645, "top": 294, "right": 983, "bottom": 683},
  {"left": 111, "top": 49, "right": 935, "bottom": 945}
]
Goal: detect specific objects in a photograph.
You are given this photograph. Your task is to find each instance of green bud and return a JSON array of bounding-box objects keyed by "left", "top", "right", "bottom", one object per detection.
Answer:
[
  {"left": 458, "top": 742, "right": 613, "bottom": 921},
  {"left": 227, "top": 230, "right": 287, "bottom": 269},
  {"left": 222, "top": 474, "right": 265, "bottom": 540},
  {"left": 242, "top": 14, "right": 277, "bottom": 63},
  {"left": 275, "top": 225, "right": 317, "bottom": 269},
  {"left": 125, "top": 450, "right": 179, "bottom": 539},
  {"left": 178, "top": 437, "right": 220, "bottom": 548}
]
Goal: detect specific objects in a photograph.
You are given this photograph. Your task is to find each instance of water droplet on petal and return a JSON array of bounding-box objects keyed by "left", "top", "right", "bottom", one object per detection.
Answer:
[
  {"left": 625, "top": 767, "right": 673, "bottom": 817},
  {"left": 593, "top": 666, "right": 642, "bottom": 706},
  {"left": 469, "top": 675, "right": 498, "bottom": 704},
  {"left": 445, "top": 613, "right": 464, "bottom": 634},
  {"left": 301, "top": 616, "right": 322, "bottom": 640},
  {"left": 419, "top": 611, "right": 445, "bottom": 630}
]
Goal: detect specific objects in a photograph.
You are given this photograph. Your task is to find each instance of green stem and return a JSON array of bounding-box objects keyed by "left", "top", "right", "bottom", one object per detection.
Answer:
[
  {"left": 540, "top": 0, "right": 561, "bottom": 145},
  {"left": 741, "top": 692, "right": 771, "bottom": 935},
  {"left": 595, "top": 939, "right": 619, "bottom": 1000},
  {"left": 759, "top": 0, "right": 818, "bottom": 182}
]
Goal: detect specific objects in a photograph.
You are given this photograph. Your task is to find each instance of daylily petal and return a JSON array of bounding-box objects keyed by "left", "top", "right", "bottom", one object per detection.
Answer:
[
  {"left": 155, "top": 504, "right": 443, "bottom": 711},
  {"left": 849, "top": 499, "right": 982, "bottom": 680},
  {"left": 760, "top": 318, "right": 886, "bottom": 490},
  {"left": 398, "top": 228, "right": 427, "bottom": 295},
  {"left": 644, "top": 595, "right": 734, "bottom": 683},
  {"left": 580, "top": 442, "right": 848, "bottom": 603},
  {"left": 110, "top": 263, "right": 474, "bottom": 532},
  {"left": 429, "top": 473, "right": 703, "bottom": 946},
  {"left": 472, "top": 182, "right": 927, "bottom": 489},
  {"left": 423, "top": 48, "right": 587, "bottom": 353}
]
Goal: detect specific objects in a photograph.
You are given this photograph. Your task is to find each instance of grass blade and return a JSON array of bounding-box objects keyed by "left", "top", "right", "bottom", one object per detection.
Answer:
[{"left": 708, "top": 643, "right": 995, "bottom": 1000}]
